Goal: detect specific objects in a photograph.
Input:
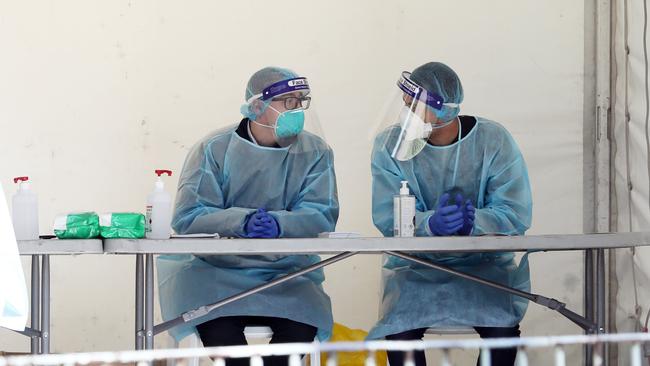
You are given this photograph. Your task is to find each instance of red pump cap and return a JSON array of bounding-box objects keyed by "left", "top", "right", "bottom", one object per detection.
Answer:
[
  {"left": 155, "top": 170, "right": 172, "bottom": 177},
  {"left": 13, "top": 176, "right": 29, "bottom": 184}
]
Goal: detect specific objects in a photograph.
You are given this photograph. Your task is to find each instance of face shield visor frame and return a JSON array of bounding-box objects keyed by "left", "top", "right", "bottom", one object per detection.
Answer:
[
  {"left": 371, "top": 72, "right": 462, "bottom": 161},
  {"left": 398, "top": 71, "right": 460, "bottom": 124}
]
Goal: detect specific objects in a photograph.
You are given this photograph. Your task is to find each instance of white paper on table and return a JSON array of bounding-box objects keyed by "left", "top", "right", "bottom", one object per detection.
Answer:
[
  {"left": 0, "top": 182, "right": 28, "bottom": 331},
  {"left": 171, "top": 233, "right": 220, "bottom": 238},
  {"left": 318, "top": 232, "right": 362, "bottom": 238}
]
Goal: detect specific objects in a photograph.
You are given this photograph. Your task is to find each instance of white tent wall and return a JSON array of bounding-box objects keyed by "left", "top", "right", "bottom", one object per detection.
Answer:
[
  {"left": 611, "top": 0, "right": 650, "bottom": 364},
  {"left": 0, "top": 0, "right": 585, "bottom": 364}
]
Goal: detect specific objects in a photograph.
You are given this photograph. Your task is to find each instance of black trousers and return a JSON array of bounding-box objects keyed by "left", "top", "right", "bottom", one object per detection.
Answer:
[
  {"left": 385, "top": 325, "right": 520, "bottom": 366},
  {"left": 196, "top": 316, "right": 317, "bottom": 366}
]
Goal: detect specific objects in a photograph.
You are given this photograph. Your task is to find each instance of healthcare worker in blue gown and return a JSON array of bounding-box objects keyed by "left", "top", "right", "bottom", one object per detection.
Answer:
[
  {"left": 368, "top": 62, "right": 532, "bottom": 366},
  {"left": 157, "top": 67, "right": 339, "bottom": 366}
]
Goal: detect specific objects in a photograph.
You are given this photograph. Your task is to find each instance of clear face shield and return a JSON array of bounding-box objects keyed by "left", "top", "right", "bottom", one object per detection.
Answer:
[
  {"left": 242, "top": 77, "right": 326, "bottom": 148},
  {"left": 373, "top": 71, "right": 460, "bottom": 161}
]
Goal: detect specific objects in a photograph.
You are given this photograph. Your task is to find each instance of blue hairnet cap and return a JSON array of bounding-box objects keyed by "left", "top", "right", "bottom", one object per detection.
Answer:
[
  {"left": 410, "top": 62, "right": 464, "bottom": 105},
  {"left": 244, "top": 67, "right": 299, "bottom": 101}
]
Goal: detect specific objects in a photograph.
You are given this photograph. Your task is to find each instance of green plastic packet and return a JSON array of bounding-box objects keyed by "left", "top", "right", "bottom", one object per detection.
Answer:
[
  {"left": 53, "top": 212, "right": 100, "bottom": 239},
  {"left": 99, "top": 212, "right": 145, "bottom": 239}
]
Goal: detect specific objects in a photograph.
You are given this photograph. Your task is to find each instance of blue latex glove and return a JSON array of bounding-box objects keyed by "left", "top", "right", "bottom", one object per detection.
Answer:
[
  {"left": 245, "top": 209, "right": 262, "bottom": 235},
  {"left": 455, "top": 194, "right": 475, "bottom": 236},
  {"left": 254, "top": 210, "right": 280, "bottom": 238},
  {"left": 428, "top": 193, "right": 463, "bottom": 236},
  {"left": 245, "top": 209, "right": 280, "bottom": 238}
]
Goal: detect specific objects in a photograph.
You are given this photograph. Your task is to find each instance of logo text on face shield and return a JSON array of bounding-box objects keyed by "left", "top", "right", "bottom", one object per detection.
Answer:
[
  {"left": 398, "top": 76, "right": 419, "bottom": 96},
  {"left": 288, "top": 79, "right": 308, "bottom": 87}
]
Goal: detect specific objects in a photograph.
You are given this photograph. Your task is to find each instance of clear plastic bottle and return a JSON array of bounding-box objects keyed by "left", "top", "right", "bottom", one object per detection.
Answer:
[
  {"left": 393, "top": 180, "right": 415, "bottom": 237},
  {"left": 145, "top": 170, "right": 172, "bottom": 239},
  {"left": 12, "top": 177, "right": 39, "bottom": 241}
]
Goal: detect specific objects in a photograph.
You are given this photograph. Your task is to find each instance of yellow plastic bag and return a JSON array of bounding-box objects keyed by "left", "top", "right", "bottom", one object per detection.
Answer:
[{"left": 317, "top": 323, "right": 387, "bottom": 366}]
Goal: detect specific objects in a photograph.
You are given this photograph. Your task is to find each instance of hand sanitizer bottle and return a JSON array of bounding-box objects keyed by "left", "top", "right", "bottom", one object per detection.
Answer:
[
  {"left": 146, "top": 170, "right": 172, "bottom": 239},
  {"left": 12, "top": 177, "right": 39, "bottom": 241},
  {"left": 393, "top": 180, "right": 415, "bottom": 237}
]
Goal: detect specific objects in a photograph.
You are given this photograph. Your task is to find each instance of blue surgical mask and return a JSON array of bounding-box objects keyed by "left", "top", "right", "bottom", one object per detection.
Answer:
[
  {"left": 274, "top": 109, "right": 305, "bottom": 138},
  {"left": 251, "top": 106, "right": 305, "bottom": 145}
]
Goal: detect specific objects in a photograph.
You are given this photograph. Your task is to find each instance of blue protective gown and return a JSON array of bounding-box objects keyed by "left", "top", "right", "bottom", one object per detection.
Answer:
[
  {"left": 367, "top": 117, "right": 532, "bottom": 339},
  {"left": 157, "top": 123, "right": 339, "bottom": 342}
]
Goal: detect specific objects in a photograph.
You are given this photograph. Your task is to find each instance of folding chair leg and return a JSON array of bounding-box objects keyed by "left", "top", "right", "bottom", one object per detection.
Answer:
[
  {"left": 188, "top": 333, "right": 201, "bottom": 366},
  {"left": 167, "top": 338, "right": 181, "bottom": 366},
  {"left": 168, "top": 333, "right": 201, "bottom": 366},
  {"left": 310, "top": 339, "right": 320, "bottom": 366}
]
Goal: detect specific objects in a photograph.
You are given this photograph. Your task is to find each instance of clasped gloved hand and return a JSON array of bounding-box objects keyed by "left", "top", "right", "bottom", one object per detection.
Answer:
[
  {"left": 428, "top": 193, "right": 464, "bottom": 236},
  {"left": 245, "top": 208, "right": 280, "bottom": 238},
  {"left": 455, "top": 193, "right": 476, "bottom": 236}
]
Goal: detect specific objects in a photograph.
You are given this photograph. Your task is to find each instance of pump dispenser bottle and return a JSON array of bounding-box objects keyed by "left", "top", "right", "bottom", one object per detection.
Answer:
[
  {"left": 393, "top": 180, "right": 415, "bottom": 237},
  {"left": 146, "top": 170, "right": 172, "bottom": 239}
]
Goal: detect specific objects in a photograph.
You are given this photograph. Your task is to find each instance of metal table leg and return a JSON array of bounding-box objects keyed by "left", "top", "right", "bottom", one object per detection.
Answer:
[
  {"left": 30, "top": 255, "right": 40, "bottom": 354},
  {"left": 154, "top": 251, "right": 358, "bottom": 336},
  {"left": 596, "top": 249, "right": 606, "bottom": 333},
  {"left": 596, "top": 249, "right": 607, "bottom": 365},
  {"left": 145, "top": 254, "right": 154, "bottom": 349},
  {"left": 585, "top": 249, "right": 595, "bottom": 365},
  {"left": 384, "top": 251, "right": 598, "bottom": 332},
  {"left": 41, "top": 255, "right": 50, "bottom": 354},
  {"left": 136, "top": 254, "right": 144, "bottom": 350},
  {"left": 585, "top": 250, "right": 595, "bottom": 322}
]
